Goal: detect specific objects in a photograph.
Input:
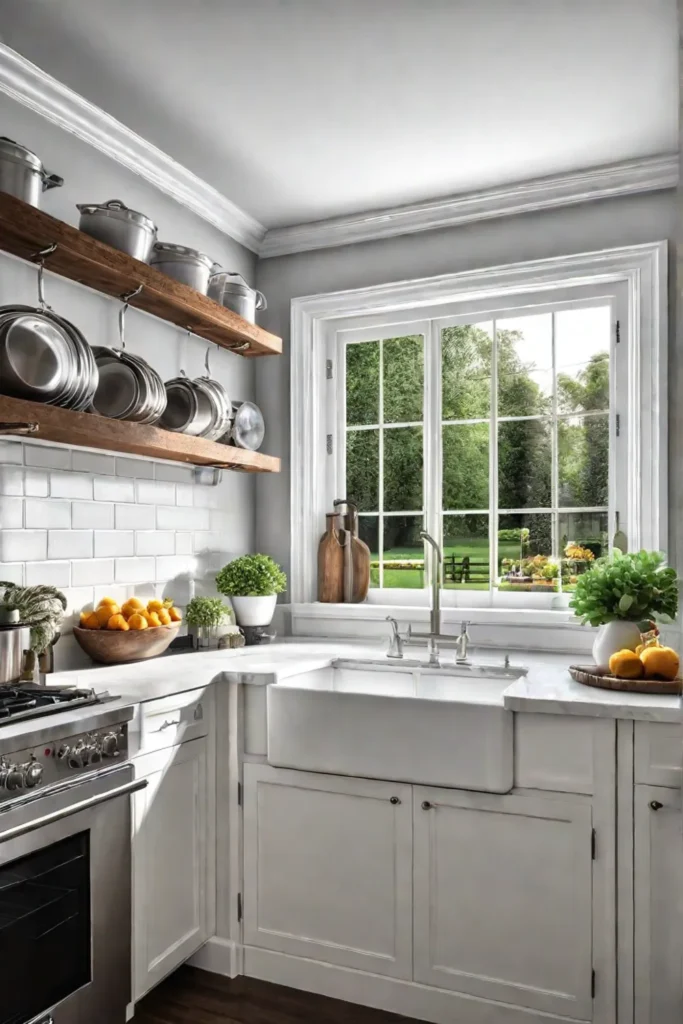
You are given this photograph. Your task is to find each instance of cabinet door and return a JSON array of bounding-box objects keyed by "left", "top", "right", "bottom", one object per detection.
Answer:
[
  {"left": 634, "top": 785, "right": 682, "bottom": 1024},
  {"left": 243, "top": 763, "right": 412, "bottom": 978},
  {"left": 133, "top": 739, "right": 208, "bottom": 1000},
  {"left": 413, "top": 786, "right": 593, "bottom": 1019}
]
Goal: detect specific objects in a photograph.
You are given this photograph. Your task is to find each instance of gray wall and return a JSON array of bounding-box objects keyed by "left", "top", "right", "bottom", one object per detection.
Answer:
[{"left": 255, "top": 190, "right": 677, "bottom": 586}]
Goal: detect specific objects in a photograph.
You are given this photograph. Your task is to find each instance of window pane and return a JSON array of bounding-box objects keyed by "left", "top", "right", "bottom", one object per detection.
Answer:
[
  {"left": 443, "top": 423, "right": 489, "bottom": 510},
  {"left": 556, "top": 307, "right": 610, "bottom": 416},
  {"left": 346, "top": 341, "right": 379, "bottom": 425},
  {"left": 441, "top": 322, "right": 492, "bottom": 420},
  {"left": 498, "top": 369, "right": 553, "bottom": 418},
  {"left": 558, "top": 415, "right": 609, "bottom": 507},
  {"left": 498, "top": 419, "right": 551, "bottom": 509},
  {"left": 358, "top": 516, "right": 380, "bottom": 589},
  {"left": 560, "top": 511, "right": 609, "bottom": 592},
  {"left": 443, "top": 514, "right": 490, "bottom": 591},
  {"left": 384, "top": 426, "right": 423, "bottom": 512},
  {"left": 383, "top": 335, "right": 423, "bottom": 423},
  {"left": 383, "top": 515, "right": 424, "bottom": 589},
  {"left": 498, "top": 513, "right": 556, "bottom": 592},
  {"left": 497, "top": 314, "right": 552, "bottom": 369},
  {"left": 346, "top": 429, "right": 379, "bottom": 511}
]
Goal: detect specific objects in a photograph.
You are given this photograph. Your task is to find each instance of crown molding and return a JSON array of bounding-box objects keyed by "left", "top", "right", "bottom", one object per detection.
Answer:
[
  {"left": 261, "top": 154, "right": 678, "bottom": 258},
  {"left": 0, "top": 44, "right": 267, "bottom": 254}
]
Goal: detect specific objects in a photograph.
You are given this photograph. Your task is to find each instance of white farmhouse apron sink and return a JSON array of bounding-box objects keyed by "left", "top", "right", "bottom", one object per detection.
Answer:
[{"left": 266, "top": 659, "right": 518, "bottom": 792}]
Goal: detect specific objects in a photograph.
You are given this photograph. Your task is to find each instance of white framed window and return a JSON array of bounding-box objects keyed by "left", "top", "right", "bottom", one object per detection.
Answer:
[{"left": 290, "top": 243, "right": 667, "bottom": 626}]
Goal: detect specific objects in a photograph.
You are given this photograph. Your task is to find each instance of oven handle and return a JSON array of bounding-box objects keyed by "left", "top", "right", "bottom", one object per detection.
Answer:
[{"left": 0, "top": 778, "right": 148, "bottom": 844}]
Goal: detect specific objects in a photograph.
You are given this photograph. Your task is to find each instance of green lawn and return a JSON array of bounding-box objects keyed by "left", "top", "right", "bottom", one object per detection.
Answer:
[{"left": 372, "top": 537, "right": 524, "bottom": 590}]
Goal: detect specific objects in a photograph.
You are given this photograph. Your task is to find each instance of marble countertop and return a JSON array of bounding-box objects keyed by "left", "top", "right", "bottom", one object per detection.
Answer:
[{"left": 28, "top": 639, "right": 683, "bottom": 724}]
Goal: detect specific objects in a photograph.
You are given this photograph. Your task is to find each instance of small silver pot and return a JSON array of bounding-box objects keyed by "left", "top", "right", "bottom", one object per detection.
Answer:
[
  {"left": 76, "top": 199, "right": 157, "bottom": 262},
  {"left": 151, "top": 242, "right": 214, "bottom": 294},
  {"left": 0, "top": 622, "right": 30, "bottom": 685},
  {"left": 0, "top": 136, "right": 63, "bottom": 208},
  {"left": 207, "top": 270, "right": 267, "bottom": 324}
]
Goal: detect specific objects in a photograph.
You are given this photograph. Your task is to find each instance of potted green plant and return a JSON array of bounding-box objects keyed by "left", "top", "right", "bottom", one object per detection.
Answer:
[
  {"left": 185, "top": 596, "right": 233, "bottom": 649},
  {"left": 215, "top": 554, "right": 286, "bottom": 627},
  {"left": 569, "top": 550, "right": 678, "bottom": 668}
]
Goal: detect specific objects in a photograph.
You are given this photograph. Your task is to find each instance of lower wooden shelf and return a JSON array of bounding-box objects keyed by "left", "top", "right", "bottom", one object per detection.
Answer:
[{"left": 0, "top": 395, "right": 280, "bottom": 473}]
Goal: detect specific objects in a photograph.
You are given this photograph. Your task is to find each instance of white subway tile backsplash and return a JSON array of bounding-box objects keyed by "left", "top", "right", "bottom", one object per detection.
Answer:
[
  {"left": 154, "top": 462, "right": 194, "bottom": 484},
  {"left": 24, "top": 469, "right": 48, "bottom": 497},
  {"left": 210, "top": 510, "right": 234, "bottom": 532},
  {"left": 94, "top": 531, "right": 134, "bottom": 557},
  {"left": 0, "top": 467, "right": 23, "bottom": 495},
  {"left": 0, "top": 440, "right": 24, "bottom": 464},
  {"left": 136, "top": 531, "right": 175, "bottom": 556},
  {"left": 176, "top": 484, "right": 194, "bottom": 507},
  {"left": 62, "top": 587, "right": 96, "bottom": 626},
  {"left": 157, "top": 505, "right": 210, "bottom": 531},
  {"left": 71, "top": 559, "right": 116, "bottom": 586},
  {"left": 0, "top": 563, "right": 24, "bottom": 586},
  {"left": 25, "top": 444, "right": 71, "bottom": 470},
  {"left": 72, "top": 501, "right": 114, "bottom": 530},
  {"left": 51, "top": 471, "right": 93, "bottom": 499},
  {"left": 25, "top": 561, "right": 71, "bottom": 587},
  {"left": 73, "top": 451, "right": 116, "bottom": 476},
  {"left": 176, "top": 533, "right": 193, "bottom": 554},
  {"left": 25, "top": 498, "right": 70, "bottom": 529},
  {"left": 136, "top": 479, "right": 175, "bottom": 506},
  {"left": 94, "top": 476, "right": 135, "bottom": 503},
  {"left": 116, "top": 457, "right": 154, "bottom": 479},
  {"left": 155, "top": 555, "right": 197, "bottom": 581},
  {"left": 48, "top": 531, "right": 93, "bottom": 560},
  {"left": 114, "top": 504, "right": 144, "bottom": 529},
  {"left": 0, "top": 530, "right": 47, "bottom": 562},
  {"left": 0, "top": 496, "right": 23, "bottom": 529},
  {"left": 115, "top": 557, "right": 156, "bottom": 583}
]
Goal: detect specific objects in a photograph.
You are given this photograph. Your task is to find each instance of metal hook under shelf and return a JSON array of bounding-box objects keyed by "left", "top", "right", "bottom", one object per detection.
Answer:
[{"left": 117, "top": 285, "right": 144, "bottom": 351}]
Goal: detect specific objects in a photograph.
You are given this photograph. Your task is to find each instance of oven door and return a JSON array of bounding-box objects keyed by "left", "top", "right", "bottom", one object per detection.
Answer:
[{"left": 0, "top": 764, "right": 146, "bottom": 1024}]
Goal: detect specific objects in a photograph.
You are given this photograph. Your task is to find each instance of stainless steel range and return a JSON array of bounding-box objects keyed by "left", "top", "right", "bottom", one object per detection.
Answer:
[{"left": 0, "top": 683, "right": 143, "bottom": 1024}]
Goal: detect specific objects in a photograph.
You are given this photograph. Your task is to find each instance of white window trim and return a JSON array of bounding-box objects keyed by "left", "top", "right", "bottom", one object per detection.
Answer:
[{"left": 289, "top": 242, "right": 667, "bottom": 633}]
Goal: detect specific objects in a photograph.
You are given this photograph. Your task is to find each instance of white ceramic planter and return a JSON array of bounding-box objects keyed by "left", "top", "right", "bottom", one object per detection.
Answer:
[
  {"left": 230, "top": 594, "right": 277, "bottom": 627},
  {"left": 592, "top": 620, "right": 642, "bottom": 670}
]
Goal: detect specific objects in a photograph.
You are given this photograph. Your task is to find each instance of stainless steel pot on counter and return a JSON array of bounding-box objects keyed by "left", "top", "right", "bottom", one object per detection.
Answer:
[
  {"left": 208, "top": 270, "right": 267, "bottom": 323},
  {"left": 151, "top": 242, "right": 214, "bottom": 294},
  {"left": 0, "top": 137, "right": 63, "bottom": 208},
  {"left": 0, "top": 622, "right": 30, "bottom": 685},
  {"left": 76, "top": 199, "right": 157, "bottom": 262}
]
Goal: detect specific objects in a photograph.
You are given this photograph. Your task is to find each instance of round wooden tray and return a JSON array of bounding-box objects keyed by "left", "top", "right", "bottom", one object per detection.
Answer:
[{"left": 569, "top": 665, "right": 681, "bottom": 695}]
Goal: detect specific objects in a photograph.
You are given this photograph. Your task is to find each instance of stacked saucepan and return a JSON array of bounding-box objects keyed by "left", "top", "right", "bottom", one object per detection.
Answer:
[{"left": 0, "top": 262, "right": 98, "bottom": 410}]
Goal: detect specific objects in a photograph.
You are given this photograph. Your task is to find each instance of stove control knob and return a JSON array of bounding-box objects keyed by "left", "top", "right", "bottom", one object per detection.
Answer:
[
  {"left": 21, "top": 759, "right": 43, "bottom": 788},
  {"left": 101, "top": 732, "right": 119, "bottom": 757},
  {"left": 84, "top": 743, "right": 101, "bottom": 766},
  {"left": 5, "top": 765, "right": 24, "bottom": 791},
  {"left": 0, "top": 763, "right": 10, "bottom": 789}
]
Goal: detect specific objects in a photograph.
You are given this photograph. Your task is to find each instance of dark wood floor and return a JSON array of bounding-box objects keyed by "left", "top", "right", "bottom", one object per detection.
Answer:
[{"left": 132, "top": 966, "right": 423, "bottom": 1024}]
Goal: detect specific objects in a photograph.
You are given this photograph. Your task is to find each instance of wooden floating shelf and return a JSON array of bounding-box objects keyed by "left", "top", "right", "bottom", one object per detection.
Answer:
[
  {"left": 0, "top": 192, "right": 282, "bottom": 357},
  {"left": 0, "top": 395, "right": 281, "bottom": 473}
]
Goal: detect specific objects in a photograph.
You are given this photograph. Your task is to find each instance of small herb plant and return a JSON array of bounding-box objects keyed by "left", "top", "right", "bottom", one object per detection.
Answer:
[
  {"left": 185, "top": 597, "right": 233, "bottom": 628},
  {"left": 216, "top": 554, "right": 287, "bottom": 597},
  {"left": 569, "top": 550, "right": 679, "bottom": 627}
]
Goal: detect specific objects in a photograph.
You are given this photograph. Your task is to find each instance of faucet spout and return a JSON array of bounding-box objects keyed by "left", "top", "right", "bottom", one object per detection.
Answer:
[{"left": 420, "top": 530, "right": 442, "bottom": 636}]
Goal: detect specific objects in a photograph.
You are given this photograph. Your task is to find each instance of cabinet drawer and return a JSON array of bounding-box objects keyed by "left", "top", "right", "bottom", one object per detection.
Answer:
[
  {"left": 634, "top": 723, "right": 682, "bottom": 788},
  {"left": 137, "top": 689, "right": 209, "bottom": 754}
]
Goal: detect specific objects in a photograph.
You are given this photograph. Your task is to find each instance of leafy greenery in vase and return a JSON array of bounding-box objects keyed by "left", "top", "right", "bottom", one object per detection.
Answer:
[
  {"left": 216, "top": 554, "right": 287, "bottom": 597},
  {"left": 0, "top": 583, "right": 66, "bottom": 653},
  {"left": 569, "top": 551, "right": 678, "bottom": 627}
]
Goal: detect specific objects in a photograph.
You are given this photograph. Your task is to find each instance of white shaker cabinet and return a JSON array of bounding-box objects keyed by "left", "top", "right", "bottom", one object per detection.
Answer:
[
  {"left": 634, "top": 785, "right": 682, "bottom": 1024},
  {"left": 243, "top": 763, "right": 413, "bottom": 979},
  {"left": 133, "top": 737, "right": 210, "bottom": 1000},
  {"left": 412, "top": 786, "right": 594, "bottom": 1020}
]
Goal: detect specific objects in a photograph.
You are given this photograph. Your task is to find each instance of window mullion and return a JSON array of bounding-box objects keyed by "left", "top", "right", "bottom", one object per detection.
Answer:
[
  {"left": 379, "top": 338, "right": 384, "bottom": 589},
  {"left": 489, "top": 320, "right": 498, "bottom": 605},
  {"left": 425, "top": 321, "right": 441, "bottom": 596},
  {"left": 551, "top": 311, "right": 560, "bottom": 591}
]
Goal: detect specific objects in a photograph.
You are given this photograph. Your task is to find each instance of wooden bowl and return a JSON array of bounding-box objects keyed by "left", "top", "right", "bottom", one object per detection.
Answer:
[{"left": 73, "top": 623, "right": 181, "bottom": 664}]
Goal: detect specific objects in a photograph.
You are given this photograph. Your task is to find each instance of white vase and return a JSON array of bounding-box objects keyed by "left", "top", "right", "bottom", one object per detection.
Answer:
[
  {"left": 592, "top": 620, "right": 642, "bottom": 670},
  {"left": 231, "top": 594, "right": 277, "bottom": 627}
]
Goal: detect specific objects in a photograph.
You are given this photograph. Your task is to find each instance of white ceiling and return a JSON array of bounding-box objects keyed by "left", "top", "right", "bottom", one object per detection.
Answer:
[{"left": 0, "top": 0, "right": 677, "bottom": 230}]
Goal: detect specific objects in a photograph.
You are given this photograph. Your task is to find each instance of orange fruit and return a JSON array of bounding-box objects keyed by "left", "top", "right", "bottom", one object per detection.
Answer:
[
  {"left": 96, "top": 604, "right": 116, "bottom": 627},
  {"left": 157, "top": 608, "right": 172, "bottom": 626},
  {"left": 127, "top": 612, "right": 148, "bottom": 630},
  {"left": 82, "top": 611, "right": 101, "bottom": 630},
  {"left": 146, "top": 611, "right": 162, "bottom": 628},
  {"left": 640, "top": 645, "right": 680, "bottom": 681},
  {"left": 168, "top": 606, "right": 182, "bottom": 622},
  {"left": 147, "top": 599, "right": 164, "bottom": 613},
  {"left": 97, "top": 597, "right": 119, "bottom": 610},
  {"left": 107, "top": 613, "right": 130, "bottom": 631}
]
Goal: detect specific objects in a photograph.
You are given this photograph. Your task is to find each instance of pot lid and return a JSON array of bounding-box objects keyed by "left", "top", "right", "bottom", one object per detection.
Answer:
[
  {"left": 209, "top": 270, "right": 253, "bottom": 297},
  {"left": 0, "top": 136, "right": 42, "bottom": 171},
  {"left": 76, "top": 199, "right": 156, "bottom": 233},
  {"left": 232, "top": 400, "right": 265, "bottom": 450},
  {"left": 151, "top": 242, "right": 213, "bottom": 269}
]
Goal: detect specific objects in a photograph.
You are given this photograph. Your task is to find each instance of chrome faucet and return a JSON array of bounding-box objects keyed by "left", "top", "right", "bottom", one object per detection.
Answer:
[
  {"left": 420, "top": 529, "right": 442, "bottom": 636},
  {"left": 455, "top": 621, "right": 471, "bottom": 664},
  {"left": 386, "top": 616, "right": 404, "bottom": 659}
]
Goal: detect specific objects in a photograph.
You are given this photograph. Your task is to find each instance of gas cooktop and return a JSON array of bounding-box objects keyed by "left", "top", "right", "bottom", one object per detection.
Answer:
[{"left": 0, "top": 685, "right": 114, "bottom": 725}]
